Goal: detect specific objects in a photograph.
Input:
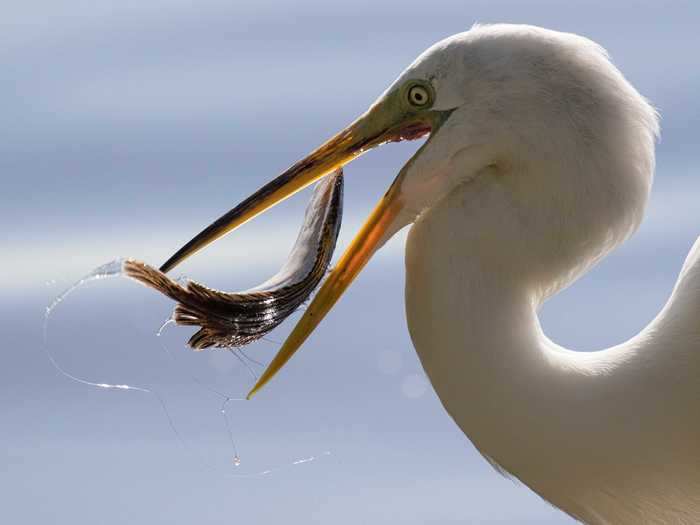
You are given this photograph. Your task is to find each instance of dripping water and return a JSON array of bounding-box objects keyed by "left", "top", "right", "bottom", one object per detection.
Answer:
[{"left": 43, "top": 259, "right": 332, "bottom": 478}]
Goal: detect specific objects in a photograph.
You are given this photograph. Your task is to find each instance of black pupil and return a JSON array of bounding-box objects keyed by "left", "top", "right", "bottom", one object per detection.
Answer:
[{"left": 413, "top": 90, "right": 424, "bottom": 102}]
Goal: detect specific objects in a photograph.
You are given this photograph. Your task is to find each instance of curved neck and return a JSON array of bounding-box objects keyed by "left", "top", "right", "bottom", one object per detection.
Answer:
[
  {"left": 403, "top": 179, "right": 654, "bottom": 475},
  {"left": 402, "top": 169, "right": 641, "bottom": 380},
  {"left": 402, "top": 178, "right": 700, "bottom": 521}
]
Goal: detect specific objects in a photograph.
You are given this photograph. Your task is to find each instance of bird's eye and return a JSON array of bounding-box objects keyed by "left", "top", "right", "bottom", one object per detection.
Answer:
[{"left": 407, "top": 84, "right": 432, "bottom": 108}]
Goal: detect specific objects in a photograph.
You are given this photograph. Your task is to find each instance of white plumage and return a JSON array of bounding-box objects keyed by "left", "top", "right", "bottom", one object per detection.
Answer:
[
  {"left": 400, "top": 25, "right": 699, "bottom": 524},
  {"left": 162, "top": 23, "right": 700, "bottom": 524}
]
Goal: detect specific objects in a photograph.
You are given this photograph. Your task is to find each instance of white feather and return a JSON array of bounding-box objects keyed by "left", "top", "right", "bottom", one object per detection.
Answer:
[{"left": 397, "top": 24, "right": 698, "bottom": 524}]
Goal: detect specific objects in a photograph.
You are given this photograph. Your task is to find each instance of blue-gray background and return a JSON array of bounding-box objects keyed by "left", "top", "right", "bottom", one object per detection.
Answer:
[{"left": 3, "top": 1, "right": 699, "bottom": 523}]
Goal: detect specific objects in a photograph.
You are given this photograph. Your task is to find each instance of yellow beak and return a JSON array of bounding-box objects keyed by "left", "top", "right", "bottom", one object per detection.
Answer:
[
  {"left": 159, "top": 95, "right": 429, "bottom": 274},
  {"left": 247, "top": 181, "right": 405, "bottom": 398},
  {"left": 160, "top": 92, "right": 434, "bottom": 397}
]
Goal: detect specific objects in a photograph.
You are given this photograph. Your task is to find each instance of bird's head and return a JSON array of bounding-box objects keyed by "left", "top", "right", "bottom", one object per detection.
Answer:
[{"left": 160, "top": 24, "right": 659, "bottom": 396}]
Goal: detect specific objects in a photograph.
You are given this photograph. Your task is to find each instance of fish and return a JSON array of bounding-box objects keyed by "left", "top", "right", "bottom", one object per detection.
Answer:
[{"left": 123, "top": 168, "right": 343, "bottom": 350}]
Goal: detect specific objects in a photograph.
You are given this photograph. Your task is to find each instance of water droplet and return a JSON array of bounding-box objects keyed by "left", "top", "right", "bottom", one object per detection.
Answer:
[
  {"left": 156, "top": 318, "right": 175, "bottom": 337},
  {"left": 232, "top": 455, "right": 241, "bottom": 467},
  {"left": 45, "top": 258, "right": 126, "bottom": 320}
]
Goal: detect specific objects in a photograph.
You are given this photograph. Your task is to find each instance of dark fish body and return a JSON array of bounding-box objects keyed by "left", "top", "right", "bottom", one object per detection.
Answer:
[{"left": 124, "top": 169, "right": 343, "bottom": 349}]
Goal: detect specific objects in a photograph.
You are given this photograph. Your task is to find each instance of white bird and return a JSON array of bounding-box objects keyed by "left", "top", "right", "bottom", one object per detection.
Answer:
[{"left": 159, "top": 24, "right": 700, "bottom": 524}]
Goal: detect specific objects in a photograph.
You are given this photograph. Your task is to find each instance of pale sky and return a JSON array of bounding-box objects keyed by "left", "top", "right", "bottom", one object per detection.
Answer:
[{"left": 3, "top": 2, "right": 700, "bottom": 524}]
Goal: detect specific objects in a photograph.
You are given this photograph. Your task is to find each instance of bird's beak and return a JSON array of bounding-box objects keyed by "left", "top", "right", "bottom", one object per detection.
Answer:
[
  {"left": 246, "top": 174, "right": 407, "bottom": 398},
  {"left": 159, "top": 90, "right": 440, "bottom": 398},
  {"left": 159, "top": 92, "right": 430, "bottom": 274}
]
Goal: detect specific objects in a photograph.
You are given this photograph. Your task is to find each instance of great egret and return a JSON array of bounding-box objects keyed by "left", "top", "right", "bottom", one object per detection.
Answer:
[{"left": 158, "top": 24, "right": 699, "bottom": 524}]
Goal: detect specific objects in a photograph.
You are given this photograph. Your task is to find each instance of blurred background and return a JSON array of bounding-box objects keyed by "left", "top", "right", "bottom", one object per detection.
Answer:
[{"left": 3, "top": 1, "right": 699, "bottom": 523}]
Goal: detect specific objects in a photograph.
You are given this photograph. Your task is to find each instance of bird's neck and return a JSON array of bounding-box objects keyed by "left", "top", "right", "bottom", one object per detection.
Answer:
[
  {"left": 403, "top": 177, "right": 646, "bottom": 495},
  {"left": 403, "top": 176, "right": 700, "bottom": 521},
  {"left": 405, "top": 205, "right": 549, "bottom": 419},
  {"left": 403, "top": 168, "right": 639, "bottom": 393},
  {"left": 404, "top": 175, "right": 569, "bottom": 394}
]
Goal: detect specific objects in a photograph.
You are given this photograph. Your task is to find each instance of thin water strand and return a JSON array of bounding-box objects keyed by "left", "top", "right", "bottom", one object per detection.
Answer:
[
  {"left": 43, "top": 259, "right": 205, "bottom": 469},
  {"left": 43, "top": 259, "right": 333, "bottom": 478}
]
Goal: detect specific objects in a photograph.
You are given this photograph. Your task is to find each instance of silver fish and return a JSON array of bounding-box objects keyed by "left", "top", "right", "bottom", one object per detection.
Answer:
[{"left": 124, "top": 168, "right": 343, "bottom": 349}]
